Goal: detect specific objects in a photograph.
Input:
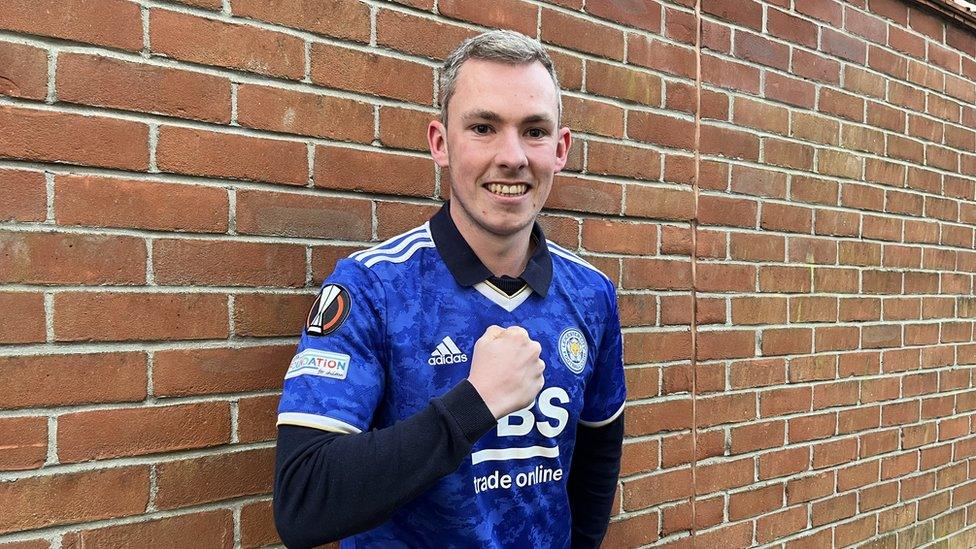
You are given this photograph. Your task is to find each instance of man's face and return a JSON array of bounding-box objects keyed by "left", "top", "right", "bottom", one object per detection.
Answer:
[{"left": 428, "top": 59, "right": 571, "bottom": 242}]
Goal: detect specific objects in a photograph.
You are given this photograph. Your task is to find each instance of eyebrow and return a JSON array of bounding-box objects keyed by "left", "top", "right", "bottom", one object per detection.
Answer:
[{"left": 461, "top": 110, "right": 555, "bottom": 126}]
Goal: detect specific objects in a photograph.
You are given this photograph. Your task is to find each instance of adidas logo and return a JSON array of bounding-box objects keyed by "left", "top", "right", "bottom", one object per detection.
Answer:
[{"left": 429, "top": 336, "right": 468, "bottom": 366}]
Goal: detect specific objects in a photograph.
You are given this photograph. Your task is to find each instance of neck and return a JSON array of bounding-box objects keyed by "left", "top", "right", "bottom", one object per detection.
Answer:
[{"left": 450, "top": 205, "right": 534, "bottom": 278}]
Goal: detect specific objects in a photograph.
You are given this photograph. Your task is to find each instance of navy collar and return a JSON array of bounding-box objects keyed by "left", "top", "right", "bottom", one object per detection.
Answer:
[{"left": 429, "top": 201, "right": 552, "bottom": 297}]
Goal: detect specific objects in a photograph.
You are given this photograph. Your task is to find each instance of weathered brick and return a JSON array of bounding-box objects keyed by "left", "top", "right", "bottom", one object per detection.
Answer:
[
  {"left": 150, "top": 9, "right": 304, "bottom": 79},
  {"left": 156, "top": 126, "right": 308, "bottom": 185},
  {"left": 57, "top": 54, "right": 231, "bottom": 123},
  {"left": 0, "top": 107, "right": 148, "bottom": 170}
]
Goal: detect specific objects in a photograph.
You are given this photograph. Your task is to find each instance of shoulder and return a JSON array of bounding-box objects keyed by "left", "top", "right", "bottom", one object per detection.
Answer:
[
  {"left": 546, "top": 240, "right": 614, "bottom": 289},
  {"left": 347, "top": 223, "right": 435, "bottom": 272}
]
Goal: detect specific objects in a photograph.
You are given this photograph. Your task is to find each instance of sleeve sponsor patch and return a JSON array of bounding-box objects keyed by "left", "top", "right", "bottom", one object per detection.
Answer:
[
  {"left": 306, "top": 284, "right": 351, "bottom": 336},
  {"left": 285, "top": 349, "right": 351, "bottom": 380}
]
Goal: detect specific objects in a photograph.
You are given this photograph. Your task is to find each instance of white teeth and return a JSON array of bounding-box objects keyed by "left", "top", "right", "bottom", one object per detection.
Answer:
[{"left": 487, "top": 183, "right": 528, "bottom": 196}]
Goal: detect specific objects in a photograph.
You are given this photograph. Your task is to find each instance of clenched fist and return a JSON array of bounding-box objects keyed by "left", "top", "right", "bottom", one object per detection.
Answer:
[{"left": 467, "top": 325, "right": 546, "bottom": 420}]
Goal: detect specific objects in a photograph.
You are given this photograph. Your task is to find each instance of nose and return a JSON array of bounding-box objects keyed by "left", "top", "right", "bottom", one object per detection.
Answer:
[{"left": 494, "top": 128, "right": 528, "bottom": 172}]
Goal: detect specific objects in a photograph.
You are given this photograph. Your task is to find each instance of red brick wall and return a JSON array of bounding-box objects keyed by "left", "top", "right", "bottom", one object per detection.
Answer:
[{"left": 0, "top": 0, "right": 974, "bottom": 547}]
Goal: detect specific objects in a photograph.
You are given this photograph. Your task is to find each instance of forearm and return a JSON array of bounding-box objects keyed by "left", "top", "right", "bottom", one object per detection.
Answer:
[
  {"left": 567, "top": 413, "right": 625, "bottom": 549},
  {"left": 273, "top": 380, "right": 496, "bottom": 548}
]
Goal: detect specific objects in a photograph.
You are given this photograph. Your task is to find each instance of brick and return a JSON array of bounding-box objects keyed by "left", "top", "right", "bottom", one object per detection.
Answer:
[
  {"left": 729, "top": 483, "right": 784, "bottom": 520},
  {"left": 701, "top": 55, "right": 760, "bottom": 94},
  {"left": 628, "top": 36, "right": 696, "bottom": 80},
  {"left": 735, "top": 31, "right": 789, "bottom": 71},
  {"left": 151, "top": 10, "right": 303, "bottom": 79},
  {"left": 312, "top": 245, "right": 367, "bottom": 285},
  {"left": 586, "top": 0, "right": 660, "bottom": 32},
  {"left": 0, "top": 292, "right": 44, "bottom": 344},
  {"left": 733, "top": 97, "right": 789, "bottom": 134},
  {"left": 377, "top": 202, "right": 442, "bottom": 241},
  {"left": 234, "top": 0, "right": 369, "bottom": 43},
  {"left": 0, "top": 417, "right": 46, "bottom": 471},
  {"left": 58, "top": 402, "right": 230, "bottom": 462},
  {"left": 379, "top": 107, "right": 434, "bottom": 152},
  {"left": 548, "top": 50, "right": 583, "bottom": 92},
  {"left": 582, "top": 219, "right": 656, "bottom": 255},
  {"left": 813, "top": 437, "right": 858, "bottom": 468},
  {"left": 786, "top": 470, "right": 834, "bottom": 504},
  {"left": 660, "top": 430, "right": 723, "bottom": 466},
  {"left": 604, "top": 511, "right": 660, "bottom": 548},
  {"left": 622, "top": 467, "right": 692, "bottom": 509},
  {"left": 54, "top": 292, "right": 228, "bottom": 342},
  {"left": 697, "top": 393, "right": 756, "bottom": 427},
  {"left": 697, "top": 458, "right": 755, "bottom": 494},
  {"left": 584, "top": 61, "right": 662, "bottom": 107},
  {"left": 761, "top": 203, "right": 812, "bottom": 234},
  {"left": 540, "top": 9, "right": 624, "bottom": 61},
  {"left": 628, "top": 111, "right": 694, "bottom": 151},
  {"left": 697, "top": 330, "right": 755, "bottom": 360},
  {"left": 438, "top": 0, "right": 537, "bottom": 37},
  {"left": 822, "top": 27, "right": 867, "bottom": 64},
  {"left": 562, "top": 96, "right": 624, "bottom": 138},
  {"left": 377, "top": 10, "right": 476, "bottom": 61},
  {"left": 760, "top": 447, "right": 809, "bottom": 479},
  {"left": 624, "top": 399, "right": 691, "bottom": 436},
  {"left": 765, "top": 139, "right": 814, "bottom": 170},
  {"left": 765, "top": 72, "right": 815, "bottom": 108},
  {"left": 155, "top": 448, "right": 274, "bottom": 510},
  {"left": 313, "top": 44, "right": 433, "bottom": 105},
  {"left": 0, "top": 40, "right": 47, "bottom": 100},
  {"left": 731, "top": 420, "right": 785, "bottom": 453},
  {"left": 790, "top": 176, "right": 840, "bottom": 207},
  {"left": 154, "top": 345, "right": 291, "bottom": 397},
  {"left": 622, "top": 258, "right": 690, "bottom": 291},
  {"left": 819, "top": 150, "right": 864, "bottom": 180},
  {"left": 0, "top": 106, "right": 148, "bottom": 170},
  {"left": 157, "top": 126, "right": 307, "bottom": 185},
  {"left": 315, "top": 145, "right": 435, "bottom": 197},
  {"left": 153, "top": 239, "right": 304, "bottom": 287},
  {"left": 760, "top": 266, "right": 812, "bottom": 293},
  {"left": 0, "top": 353, "right": 146, "bottom": 410},
  {"left": 586, "top": 141, "right": 661, "bottom": 181},
  {"left": 761, "top": 386, "right": 812, "bottom": 417},
  {"left": 793, "top": 49, "right": 842, "bottom": 84},
  {"left": 791, "top": 112, "right": 840, "bottom": 146},
  {"left": 768, "top": 8, "right": 817, "bottom": 48},
  {"left": 791, "top": 413, "right": 837, "bottom": 442},
  {"left": 0, "top": 0, "right": 142, "bottom": 51},
  {"left": 731, "top": 297, "right": 787, "bottom": 325},
  {"left": 730, "top": 164, "right": 787, "bottom": 199},
  {"left": 813, "top": 267, "right": 858, "bottom": 293},
  {"left": 0, "top": 466, "right": 149, "bottom": 535},
  {"left": 56, "top": 175, "right": 228, "bottom": 233},
  {"left": 62, "top": 511, "right": 233, "bottom": 549},
  {"left": 236, "top": 189, "right": 371, "bottom": 241},
  {"left": 762, "top": 328, "right": 813, "bottom": 356},
  {"left": 57, "top": 54, "right": 231, "bottom": 123},
  {"left": 702, "top": 124, "right": 762, "bottom": 162},
  {"left": 702, "top": 0, "right": 762, "bottom": 30},
  {"left": 234, "top": 396, "right": 276, "bottom": 446},
  {"left": 820, "top": 88, "right": 864, "bottom": 122},
  {"left": 232, "top": 293, "right": 312, "bottom": 338},
  {"left": 241, "top": 500, "right": 280, "bottom": 548},
  {"left": 237, "top": 84, "right": 373, "bottom": 143},
  {"left": 789, "top": 355, "right": 837, "bottom": 382},
  {"left": 756, "top": 506, "right": 807, "bottom": 544},
  {"left": 0, "top": 231, "right": 145, "bottom": 285},
  {"left": 0, "top": 169, "right": 45, "bottom": 222}
]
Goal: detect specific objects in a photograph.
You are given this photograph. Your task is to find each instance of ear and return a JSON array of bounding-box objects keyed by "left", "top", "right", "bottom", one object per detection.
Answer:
[
  {"left": 552, "top": 127, "right": 572, "bottom": 173},
  {"left": 428, "top": 120, "right": 449, "bottom": 168}
]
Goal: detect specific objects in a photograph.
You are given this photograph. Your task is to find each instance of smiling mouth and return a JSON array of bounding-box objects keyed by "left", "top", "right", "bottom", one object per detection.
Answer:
[{"left": 485, "top": 182, "right": 529, "bottom": 197}]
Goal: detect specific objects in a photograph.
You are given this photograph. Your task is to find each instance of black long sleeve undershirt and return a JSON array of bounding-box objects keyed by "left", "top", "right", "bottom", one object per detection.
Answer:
[
  {"left": 568, "top": 414, "right": 625, "bottom": 549},
  {"left": 273, "top": 381, "right": 624, "bottom": 548}
]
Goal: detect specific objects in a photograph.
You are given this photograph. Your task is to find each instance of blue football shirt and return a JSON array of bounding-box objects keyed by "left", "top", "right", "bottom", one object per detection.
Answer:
[{"left": 278, "top": 203, "right": 626, "bottom": 548}]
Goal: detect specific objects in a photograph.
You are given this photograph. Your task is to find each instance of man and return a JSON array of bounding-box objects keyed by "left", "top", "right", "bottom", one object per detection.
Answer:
[{"left": 274, "top": 30, "right": 626, "bottom": 548}]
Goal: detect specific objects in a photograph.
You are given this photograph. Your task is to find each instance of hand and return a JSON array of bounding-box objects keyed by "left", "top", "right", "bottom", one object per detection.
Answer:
[{"left": 467, "top": 325, "right": 545, "bottom": 420}]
